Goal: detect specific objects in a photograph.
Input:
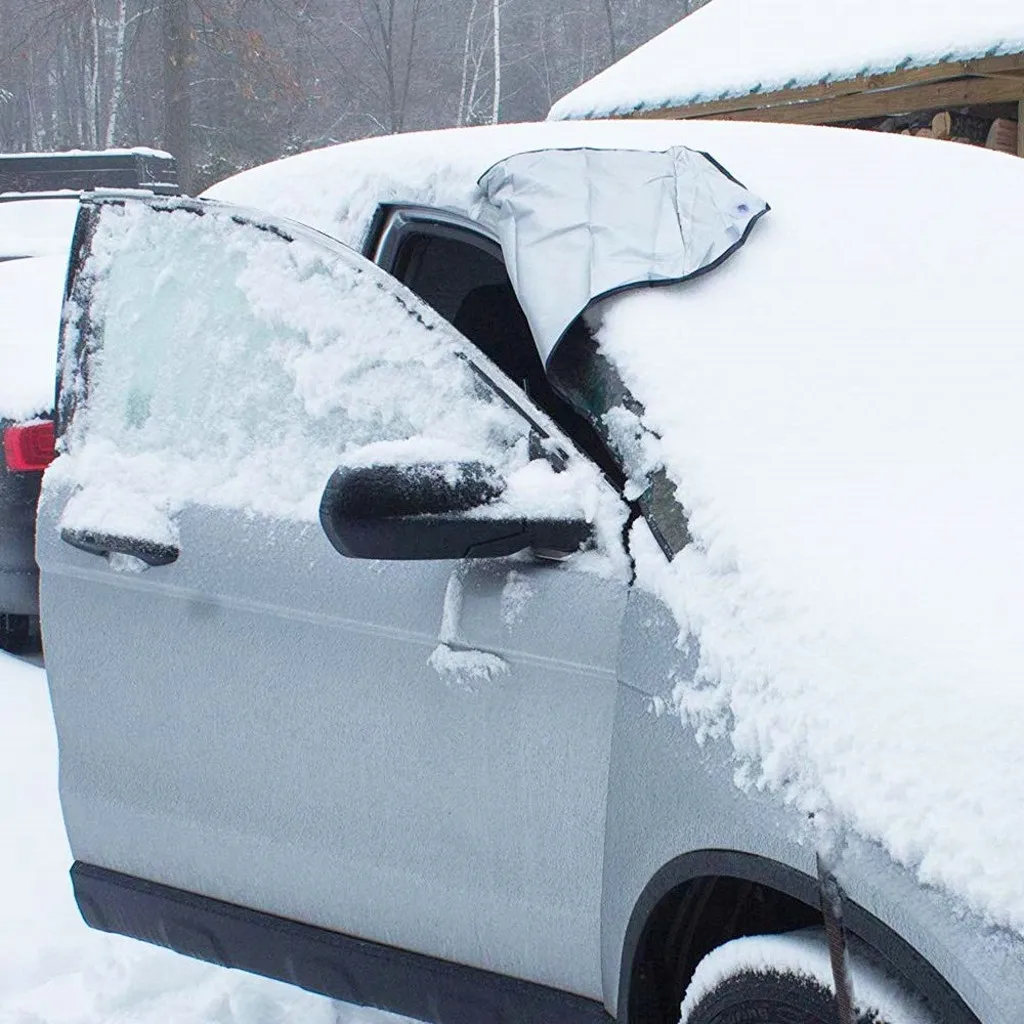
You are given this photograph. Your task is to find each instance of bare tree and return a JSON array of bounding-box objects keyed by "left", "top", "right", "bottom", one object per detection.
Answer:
[
  {"left": 339, "top": 0, "right": 424, "bottom": 134},
  {"left": 163, "top": 0, "right": 191, "bottom": 188},
  {"left": 491, "top": 0, "right": 500, "bottom": 123}
]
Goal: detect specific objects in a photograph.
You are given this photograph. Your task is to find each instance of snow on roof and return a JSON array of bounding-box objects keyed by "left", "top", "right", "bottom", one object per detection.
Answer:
[
  {"left": 549, "top": 0, "right": 1024, "bottom": 121},
  {"left": 0, "top": 147, "right": 173, "bottom": 160},
  {"left": 203, "top": 120, "right": 789, "bottom": 252}
]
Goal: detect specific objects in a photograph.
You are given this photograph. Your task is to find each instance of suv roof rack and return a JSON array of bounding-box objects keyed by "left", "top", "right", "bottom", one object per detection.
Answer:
[{"left": 0, "top": 149, "right": 179, "bottom": 196}]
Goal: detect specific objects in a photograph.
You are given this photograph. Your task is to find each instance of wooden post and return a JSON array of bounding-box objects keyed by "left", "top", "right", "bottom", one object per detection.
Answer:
[{"left": 1018, "top": 100, "right": 1024, "bottom": 157}]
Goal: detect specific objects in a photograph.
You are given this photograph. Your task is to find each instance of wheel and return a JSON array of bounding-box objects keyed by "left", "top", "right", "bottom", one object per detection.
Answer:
[
  {"left": 0, "top": 613, "right": 36, "bottom": 655},
  {"left": 681, "top": 969, "right": 867, "bottom": 1024},
  {"left": 680, "top": 931, "right": 932, "bottom": 1024}
]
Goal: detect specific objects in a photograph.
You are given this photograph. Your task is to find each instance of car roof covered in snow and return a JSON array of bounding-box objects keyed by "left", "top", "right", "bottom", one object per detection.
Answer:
[
  {"left": 203, "top": 120, "right": 785, "bottom": 251},
  {"left": 548, "top": 0, "right": 1024, "bottom": 121}
]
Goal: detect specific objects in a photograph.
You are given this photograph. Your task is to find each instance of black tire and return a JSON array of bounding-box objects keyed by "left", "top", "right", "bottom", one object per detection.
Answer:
[
  {"left": 684, "top": 969, "right": 883, "bottom": 1024},
  {"left": 0, "top": 613, "right": 36, "bottom": 655}
]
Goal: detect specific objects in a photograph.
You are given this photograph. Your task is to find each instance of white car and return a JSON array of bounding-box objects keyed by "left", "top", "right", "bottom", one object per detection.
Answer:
[{"left": 37, "top": 120, "right": 1024, "bottom": 1024}]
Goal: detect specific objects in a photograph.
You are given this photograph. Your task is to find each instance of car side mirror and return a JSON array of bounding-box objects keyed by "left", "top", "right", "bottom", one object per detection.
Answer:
[{"left": 319, "top": 460, "right": 592, "bottom": 561}]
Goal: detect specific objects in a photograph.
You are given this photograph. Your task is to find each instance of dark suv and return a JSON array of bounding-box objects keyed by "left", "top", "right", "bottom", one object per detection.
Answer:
[{"left": 0, "top": 149, "right": 177, "bottom": 651}]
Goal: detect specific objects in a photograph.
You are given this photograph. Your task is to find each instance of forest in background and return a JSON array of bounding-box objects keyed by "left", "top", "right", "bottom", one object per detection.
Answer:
[{"left": 0, "top": 0, "right": 707, "bottom": 191}]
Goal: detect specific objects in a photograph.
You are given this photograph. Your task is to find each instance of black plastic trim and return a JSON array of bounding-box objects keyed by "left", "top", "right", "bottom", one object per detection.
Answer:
[
  {"left": 618, "top": 849, "right": 980, "bottom": 1024},
  {"left": 72, "top": 862, "right": 613, "bottom": 1024},
  {"left": 60, "top": 527, "right": 179, "bottom": 566}
]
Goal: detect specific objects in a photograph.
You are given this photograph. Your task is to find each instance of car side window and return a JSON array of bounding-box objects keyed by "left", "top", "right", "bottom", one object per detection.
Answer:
[
  {"left": 57, "top": 198, "right": 565, "bottom": 526},
  {"left": 377, "top": 219, "right": 624, "bottom": 488}
]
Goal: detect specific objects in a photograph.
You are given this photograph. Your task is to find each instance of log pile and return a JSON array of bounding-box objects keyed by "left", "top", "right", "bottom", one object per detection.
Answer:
[{"left": 892, "top": 111, "right": 1019, "bottom": 155}]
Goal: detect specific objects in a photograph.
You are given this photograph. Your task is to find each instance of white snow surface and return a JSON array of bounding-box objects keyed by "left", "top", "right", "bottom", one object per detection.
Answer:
[
  {"left": 0, "top": 651, "right": 411, "bottom": 1024},
  {"left": 549, "top": 0, "right": 1024, "bottom": 120},
  {"left": 593, "top": 130, "right": 1024, "bottom": 935},
  {"left": 0, "top": 197, "right": 78, "bottom": 258},
  {"left": 0, "top": 254, "right": 68, "bottom": 420},
  {"left": 679, "top": 931, "right": 933, "bottom": 1024}
]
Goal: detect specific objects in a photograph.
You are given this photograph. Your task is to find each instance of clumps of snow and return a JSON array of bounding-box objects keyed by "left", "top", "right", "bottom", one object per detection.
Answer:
[
  {"left": 602, "top": 405, "right": 662, "bottom": 501},
  {"left": 500, "top": 570, "right": 535, "bottom": 628},
  {"left": 430, "top": 565, "right": 509, "bottom": 687},
  {"left": 428, "top": 644, "right": 510, "bottom": 688},
  {"left": 679, "top": 930, "right": 934, "bottom": 1024},
  {"left": 593, "top": 128, "right": 1024, "bottom": 934},
  {"left": 55, "top": 197, "right": 624, "bottom": 573},
  {"left": 549, "top": 0, "right": 1024, "bottom": 120},
  {"left": 0, "top": 254, "right": 69, "bottom": 421}
]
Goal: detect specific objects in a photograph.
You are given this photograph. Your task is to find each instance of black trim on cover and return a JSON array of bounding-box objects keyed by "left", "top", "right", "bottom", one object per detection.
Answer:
[
  {"left": 72, "top": 862, "right": 613, "bottom": 1024},
  {"left": 617, "top": 850, "right": 980, "bottom": 1024}
]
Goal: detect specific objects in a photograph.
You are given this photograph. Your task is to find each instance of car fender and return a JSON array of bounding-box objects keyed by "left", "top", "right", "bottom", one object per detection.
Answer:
[{"left": 606, "top": 587, "right": 1024, "bottom": 1024}]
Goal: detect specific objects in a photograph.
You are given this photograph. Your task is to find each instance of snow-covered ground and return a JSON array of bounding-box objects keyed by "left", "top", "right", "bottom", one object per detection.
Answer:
[{"left": 0, "top": 651, "right": 409, "bottom": 1024}]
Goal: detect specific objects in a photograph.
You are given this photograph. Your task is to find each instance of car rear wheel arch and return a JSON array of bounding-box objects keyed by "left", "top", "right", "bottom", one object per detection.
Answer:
[{"left": 618, "top": 849, "right": 980, "bottom": 1024}]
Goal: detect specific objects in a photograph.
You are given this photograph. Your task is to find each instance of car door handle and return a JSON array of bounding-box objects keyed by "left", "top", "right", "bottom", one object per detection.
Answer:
[{"left": 60, "top": 527, "right": 180, "bottom": 567}]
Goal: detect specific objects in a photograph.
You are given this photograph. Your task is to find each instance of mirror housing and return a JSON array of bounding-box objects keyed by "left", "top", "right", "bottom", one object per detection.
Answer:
[{"left": 319, "top": 461, "right": 592, "bottom": 561}]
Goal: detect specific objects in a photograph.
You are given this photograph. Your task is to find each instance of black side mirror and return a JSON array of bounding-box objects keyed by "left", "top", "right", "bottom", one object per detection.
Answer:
[{"left": 319, "top": 460, "right": 592, "bottom": 561}]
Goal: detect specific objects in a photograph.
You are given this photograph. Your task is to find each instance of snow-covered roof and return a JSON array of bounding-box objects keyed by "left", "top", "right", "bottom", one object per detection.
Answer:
[{"left": 549, "top": 0, "right": 1024, "bottom": 121}]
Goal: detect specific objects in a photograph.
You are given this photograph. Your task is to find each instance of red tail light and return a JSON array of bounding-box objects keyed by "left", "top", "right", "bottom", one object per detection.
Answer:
[{"left": 3, "top": 421, "right": 56, "bottom": 472}]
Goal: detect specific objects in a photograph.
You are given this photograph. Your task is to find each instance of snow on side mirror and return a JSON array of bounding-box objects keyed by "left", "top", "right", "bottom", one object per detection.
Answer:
[{"left": 318, "top": 460, "right": 592, "bottom": 561}]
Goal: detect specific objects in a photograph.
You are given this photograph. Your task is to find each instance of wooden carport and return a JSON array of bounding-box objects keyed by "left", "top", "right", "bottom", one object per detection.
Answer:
[{"left": 630, "top": 53, "right": 1024, "bottom": 156}]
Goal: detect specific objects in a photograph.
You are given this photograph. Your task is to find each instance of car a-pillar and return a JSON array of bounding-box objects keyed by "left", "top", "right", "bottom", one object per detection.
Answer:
[{"left": 618, "top": 850, "right": 980, "bottom": 1024}]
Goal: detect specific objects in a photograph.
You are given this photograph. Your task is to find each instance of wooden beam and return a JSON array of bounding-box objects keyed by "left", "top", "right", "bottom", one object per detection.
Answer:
[
  {"left": 1018, "top": 100, "right": 1024, "bottom": 157},
  {"left": 638, "top": 76, "right": 1024, "bottom": 126},
  {"left": 620, "top": 52, "right": 1024, "bottom": 122}
]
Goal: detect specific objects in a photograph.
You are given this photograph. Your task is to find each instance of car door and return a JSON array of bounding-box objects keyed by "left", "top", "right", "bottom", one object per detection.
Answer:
[{"left": 38, "top": 194, "right": 629, "bottom": 1003}]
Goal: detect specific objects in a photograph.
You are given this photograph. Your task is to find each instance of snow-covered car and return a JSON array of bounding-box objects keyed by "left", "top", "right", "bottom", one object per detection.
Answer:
[
  {"left": 38, "top": 121, "right": 1024, "bottom": 1024},
  {"left": 0, "top": 150, "right": 177, "bottom": 652}
]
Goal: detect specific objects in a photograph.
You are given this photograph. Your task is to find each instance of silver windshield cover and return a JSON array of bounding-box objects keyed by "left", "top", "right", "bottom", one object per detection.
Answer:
[{"left": 473, "top": 146, "right": 768, "bottom": 364}]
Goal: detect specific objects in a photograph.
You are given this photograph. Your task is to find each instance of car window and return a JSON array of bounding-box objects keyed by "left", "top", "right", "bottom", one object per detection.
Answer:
[
  {"left": 379, "top": 219, "right": 624, "bottom": 488},
  {"left": 57, "top": 197, "right": 586, "bottom": 529}
]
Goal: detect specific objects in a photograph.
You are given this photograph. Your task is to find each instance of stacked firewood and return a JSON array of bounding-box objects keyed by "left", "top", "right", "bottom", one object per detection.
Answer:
[{"left": 896, "top": 111, "right": 1019, "bottom": 154}]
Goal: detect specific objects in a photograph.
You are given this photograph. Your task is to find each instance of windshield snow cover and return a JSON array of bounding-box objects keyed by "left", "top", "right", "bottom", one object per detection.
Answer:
[
  {"left": 474, "top": 146, "right": 768, "bottom": 364},
  {"left": 591, "top": 132, "right": 1024, "bottom": 939}
]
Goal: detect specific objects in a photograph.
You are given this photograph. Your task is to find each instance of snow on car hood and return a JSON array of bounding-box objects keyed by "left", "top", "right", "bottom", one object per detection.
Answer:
[
  {"left": 593, "top": 131, "right": 1024, "bottom": 937},
  {"left": 474, "top": 146, "right": 767, "bottom": 363},
  {"left": 0, "top": 254, "right": 68, "bottom": 421}
]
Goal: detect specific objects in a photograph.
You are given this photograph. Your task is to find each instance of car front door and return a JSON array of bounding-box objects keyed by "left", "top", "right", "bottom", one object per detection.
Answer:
[{"left": 38, "top": 195, "right": 629, "bottom": 1006}]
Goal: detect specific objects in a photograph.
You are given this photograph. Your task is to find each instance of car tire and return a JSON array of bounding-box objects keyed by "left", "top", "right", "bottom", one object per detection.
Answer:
[
  {"left": 0, "top": 613, "right": 34, "bottom": 654},
  {"left": 681, "top": 969, "right": 870, "bottom": 1024},
  {"left": 679, "top": 930, "right": 927, "bottom": 1024}
]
